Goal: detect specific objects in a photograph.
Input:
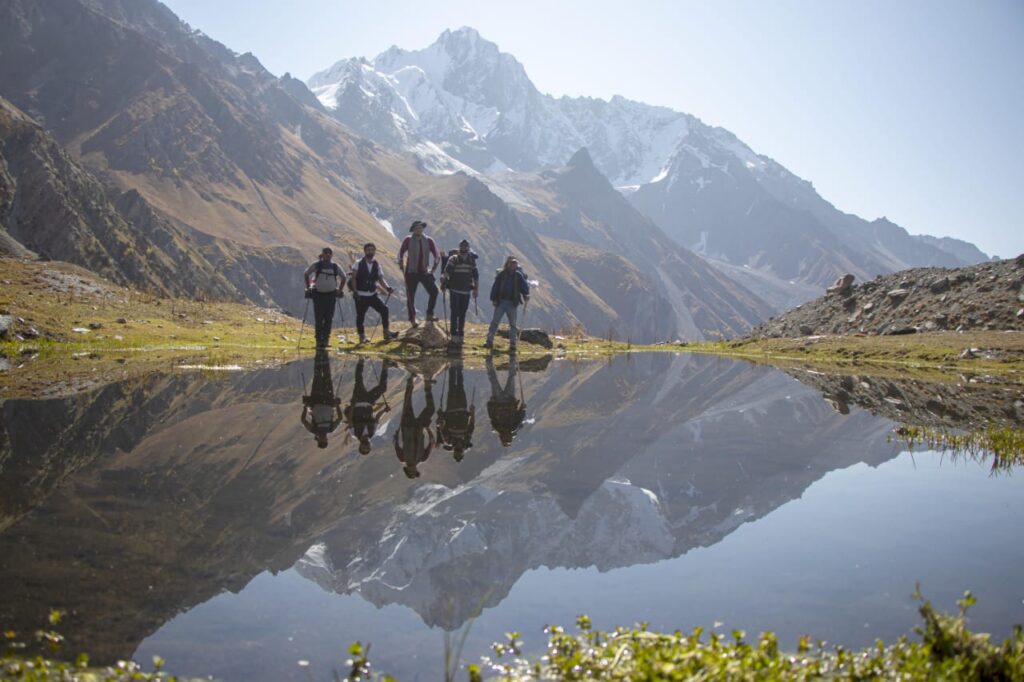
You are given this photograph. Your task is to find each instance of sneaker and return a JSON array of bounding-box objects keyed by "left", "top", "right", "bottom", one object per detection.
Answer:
[
  {"left": 425, "top": 314, "right": 439, "bottom": 322},
  {"left": 359, "top": 336, "right": 368, "bottom": 344},
  {"left": 383, "top": 331, "right": 399, "bottom": 341},
  {"left": 410, "top": 321, "right": 420, "bottom": 328}
]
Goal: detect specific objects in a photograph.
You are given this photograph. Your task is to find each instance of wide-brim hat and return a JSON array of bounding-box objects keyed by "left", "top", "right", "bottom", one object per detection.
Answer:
[{"left": 409, "top": 220, "right": 427, "bottom": 232}]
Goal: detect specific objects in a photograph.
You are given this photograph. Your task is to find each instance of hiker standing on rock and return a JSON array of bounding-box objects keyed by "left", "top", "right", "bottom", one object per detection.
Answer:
[
  {"left": 485, "top": 256, "right": 530, "bottom": 351},
  {"left": 301, "top": 349, "right": 343, "bottom": 448},
  {"left": 303, "top": 247, "right": 346, "bottom": 348},
  {"left": 397, "top": 220, "right": 440, "bottom": 327},
  {"left": 440, "top": 239, "right": 479, "bottom": 349},
  {"left": 394, "top": 374, "right": 436, "bottom": 478},
  {"left": 350, "top": 243, "right": 398, "bottom": 343},
  {"left": 485, "top": 355, "right": 526, "bottom": 447},
  {"left": 344, "top": 357, "right": 393, "bottom": 455}
]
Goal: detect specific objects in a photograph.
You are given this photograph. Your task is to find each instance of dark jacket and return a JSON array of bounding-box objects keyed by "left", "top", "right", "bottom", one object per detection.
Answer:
[{"left": 489, "top": 268, "right": 529, "bottom": 305}]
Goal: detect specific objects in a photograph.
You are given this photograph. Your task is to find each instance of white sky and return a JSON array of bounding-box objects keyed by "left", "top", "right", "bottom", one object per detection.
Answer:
[{"left": 161, "top": 0, "right": 1024, "bottom": 257}]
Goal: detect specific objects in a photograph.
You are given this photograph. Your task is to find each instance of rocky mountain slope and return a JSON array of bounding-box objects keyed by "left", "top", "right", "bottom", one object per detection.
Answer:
[
  {"left": 0, "top": 96, "right": 273, "bottom": 300},
  {"left": 309, "top": 28, "right": 990, "bottom": 305},
  {"left": 498, "top": 149, "right": 773, "bottom": 339},
  {"left": 0, "top": 0, "right": 769, "bottom": 338},
  {"left": 752, "top": 256, "right": 1024, "bottom": 338}
]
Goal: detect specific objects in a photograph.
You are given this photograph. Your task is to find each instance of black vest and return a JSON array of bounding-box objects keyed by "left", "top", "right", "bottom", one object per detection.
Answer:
[{"left": 354, "top": 258, "right": 381, "bottom": 292}]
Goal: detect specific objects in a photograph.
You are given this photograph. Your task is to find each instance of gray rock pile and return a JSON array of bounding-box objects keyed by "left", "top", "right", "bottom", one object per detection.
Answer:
[
  {"left": 398, "top": 322, "right": 449, "bottom": 350},
  {"left": 753, "top": 256, "right": 1024, "bottom": 338}
]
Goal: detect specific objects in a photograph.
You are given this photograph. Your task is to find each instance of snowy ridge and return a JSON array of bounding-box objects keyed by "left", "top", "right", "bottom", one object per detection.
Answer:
[{"left": 307, "top": 27, "right": 732, "bottom": 188}]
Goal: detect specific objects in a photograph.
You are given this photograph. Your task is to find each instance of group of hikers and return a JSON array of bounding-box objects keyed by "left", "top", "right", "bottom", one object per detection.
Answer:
[
  {"left": 303, "top": 220, "right": 530, "bottom": 351},
  {"left": 301, "top": 353, "right": 527, "bottom": 478}
]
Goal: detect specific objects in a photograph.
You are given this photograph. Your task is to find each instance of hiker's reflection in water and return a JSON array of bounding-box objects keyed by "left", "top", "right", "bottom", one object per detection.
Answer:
[
  {"left": 344, "top": 358, "right": 393, "bottom": 455},
  {"left": 437, "top": 362, "right": 475, "bottom": 462},
  {"left": 486, "top": 355, "right": 526, "bottom": 447},
  {"left": 301, "top": 349, "right": 343, "bottom": 449},
  {"left": 394, "top": 373, "right": 436, "bottom": 478}
]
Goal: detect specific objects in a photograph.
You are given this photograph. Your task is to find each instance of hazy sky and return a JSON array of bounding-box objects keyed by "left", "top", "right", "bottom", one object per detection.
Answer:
[{"left": 161, "top": 0, "right": 1023, "bottom": 257}]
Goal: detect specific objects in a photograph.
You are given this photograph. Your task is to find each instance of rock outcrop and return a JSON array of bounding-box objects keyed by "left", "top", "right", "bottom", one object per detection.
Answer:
[{"left": 753, "top": 257, "right": 1024, "bottom": 338}]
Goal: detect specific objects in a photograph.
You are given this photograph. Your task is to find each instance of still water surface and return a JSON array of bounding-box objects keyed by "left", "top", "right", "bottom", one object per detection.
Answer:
[{"left": 1, "top": 353, "right": 1022, "bottom": 681}]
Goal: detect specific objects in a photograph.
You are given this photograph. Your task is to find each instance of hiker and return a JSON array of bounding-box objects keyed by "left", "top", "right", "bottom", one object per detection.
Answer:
[
  {"left": 436, "top": 361, "right": 475, "bottom": 462},
  {"left": 439, "top": 239, "right": 479, "bottom": 348},
  {"left": 393, "top": 374, "right": 436, "bottom": 478},
  {"left": 485, "top": 355, "right": 526, "bottom": 448},
  {"left": 349, "top": 243, "right": 398, "bottom": 343},
  {"left": 301, "top": 349, "right": 343, "bottom": 448},
  {"left": 397, "top": 220, "right": 440, "bottom": 327},
  {"left": 344, "top": 357, "right": 393, "bottom": 455},
  {"left": 485, "top": 256, "right": 530, "bottom": 351},
  {"left": 303, "top": 247, "right": 346, "bottom": 348}
]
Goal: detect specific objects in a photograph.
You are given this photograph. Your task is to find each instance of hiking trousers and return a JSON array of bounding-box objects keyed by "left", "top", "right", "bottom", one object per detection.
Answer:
[
  {"left": 487, "top": 299, "right": 519, "bottom": 347},
  {"left": 449, "top": 291, "right": 471, "bottom": 340},
  {"left": 404, "top": 272, "right": 438, "bottom": 323},
  {"left": 355, "top": 294, "right": 389, "bottom": 338},
  {"left": 312, "top": 292, "right": 337, "bottom": 346}
]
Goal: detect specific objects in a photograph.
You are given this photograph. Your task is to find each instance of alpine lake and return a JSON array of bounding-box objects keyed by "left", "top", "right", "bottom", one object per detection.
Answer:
[{"left": 1, "top": 349, "right": 1022, "bottom": 681}]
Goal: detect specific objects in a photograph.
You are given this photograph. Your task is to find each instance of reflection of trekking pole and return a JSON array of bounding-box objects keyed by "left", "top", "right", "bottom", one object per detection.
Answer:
[
  {"left": 369, "top": 291, "right": 392, "bottom": 343},
  {"left": 297, "top": 297, "right": 310, "bottom": 351}
]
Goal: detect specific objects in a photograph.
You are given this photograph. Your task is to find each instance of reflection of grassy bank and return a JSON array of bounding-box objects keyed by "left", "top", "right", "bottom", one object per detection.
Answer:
[
  {"left": 893, "top": 425, "right": 1024, "bottom": 470},
  {"left": 4, "top": 593, "right": 1022, "bottom": 680}
]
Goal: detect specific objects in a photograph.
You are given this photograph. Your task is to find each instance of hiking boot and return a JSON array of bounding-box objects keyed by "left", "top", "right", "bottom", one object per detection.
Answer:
[
  {"left": 359, "top": 335, "right": 368, "bottom": 344},
  {"left": 383, "top": 330, "right": 399, "bottom": 341},
  {"left": 425, "top": 314, "right": 439, "bottom": 322}
]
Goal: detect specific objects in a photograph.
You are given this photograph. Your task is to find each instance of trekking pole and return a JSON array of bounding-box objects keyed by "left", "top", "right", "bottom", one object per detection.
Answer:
[
  {"left": 442, "top": 289, "right": 449, "bottom": 335},
  {"left": 519, "top": 297, "right": 529, "bottom": 343},
  {"left": 368, "top": 291, "right": 392, "bottom": 343},
  {"left": 297, "top": 297, "right": 310, "bottom": 351}
]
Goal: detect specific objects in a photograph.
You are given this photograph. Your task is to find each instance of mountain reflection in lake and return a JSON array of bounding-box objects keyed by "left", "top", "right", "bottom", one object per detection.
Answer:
[{"left": 1, "top": 353, "right": 1022, "bottom": 681}]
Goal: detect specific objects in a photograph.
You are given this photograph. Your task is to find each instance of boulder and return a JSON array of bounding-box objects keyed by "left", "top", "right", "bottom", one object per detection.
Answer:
[
  {"left": 929, "top": 277, "right": 950, "bottom": 294},
  {"left": 887, "top": 288, "right": 910, "bottom": 299},
  {"left": 498, "top": 328, "right": 553, "bottom": 348},
  {"left": 826, "top": 273, "right": 855, "bottom": 296},
  {"left": 399, "top": 321, "right": 449, "bottom": 350},
  {"left": 0, "top": 314, "right": 11, "bottom": 339},
  {"left": 884, "top": 325, "right": 918, "bottom": 336}
]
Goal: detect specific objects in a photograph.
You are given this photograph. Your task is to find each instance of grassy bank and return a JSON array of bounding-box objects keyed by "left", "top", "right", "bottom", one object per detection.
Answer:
[
  {"left": 3, "top": 594, "right": 1022, "bottom": 681},
  {"left": 4, "top": 258, "right": 1024, "bottom": 399},
  {"left": 685, "top": 332, "right": 1024, "bottom": 382}
]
